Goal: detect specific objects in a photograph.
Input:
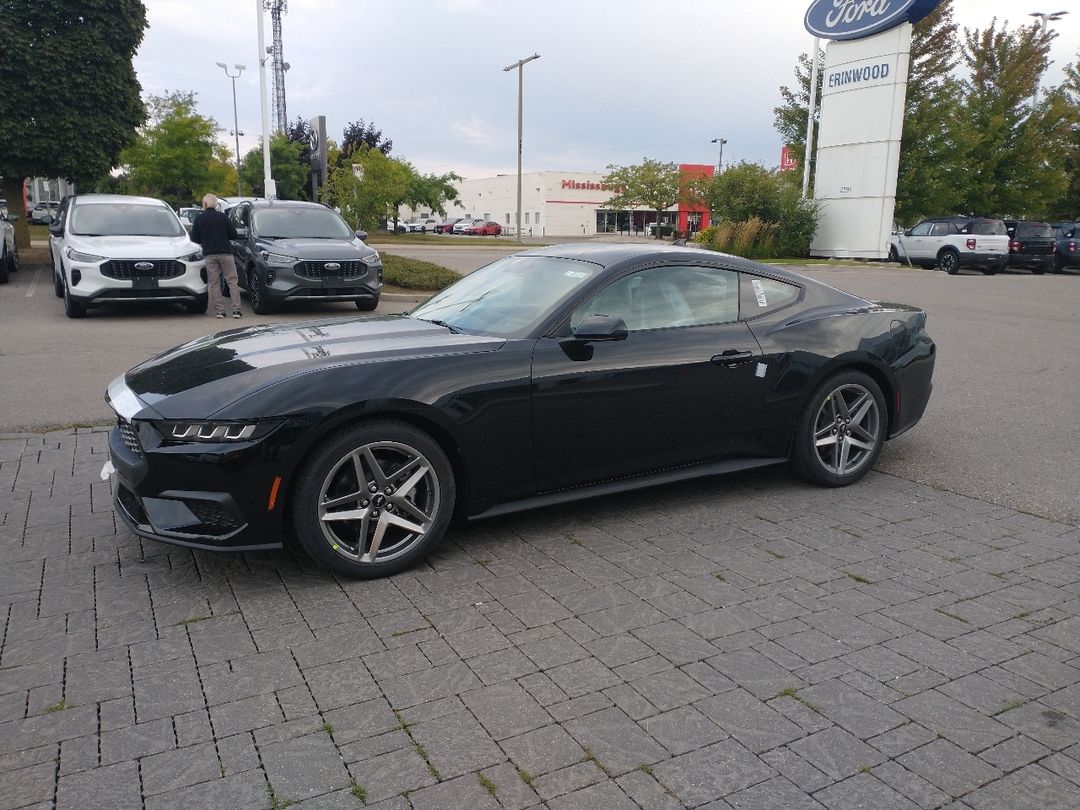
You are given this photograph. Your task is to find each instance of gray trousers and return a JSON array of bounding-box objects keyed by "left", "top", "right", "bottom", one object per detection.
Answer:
[{"left": 205, "top": 253, "right": 242, "bottom": 315}]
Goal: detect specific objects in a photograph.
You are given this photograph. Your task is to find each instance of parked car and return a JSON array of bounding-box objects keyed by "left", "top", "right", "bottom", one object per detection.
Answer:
[
  {"left": 0, "top": 206, "right": 18, "bottom": 284},
  {"left": 465, "top": 220, "right": 502, "bottom": 236},
  {"left": 102, "top": 242, "right": 935, "bottom": 578},
  {"left": 889, "top": 216, "right": 1009, "bottom": 275},
  {"left": 30, "top": 202, "right": 59, "bottom": 224},
  {"left": 1001, "top": 220, "right": 1056, "bottom": 275},
  {"left": 48, "top": 194, "right": 208, "bottom": 318},
  {"left": 453, "top": 218, "right": 484, "bottom": 234},
  {"left": 385, "top": 219, "right": 406, "bottom": 233},
  {"left": 177, "top": 207, "right": 201, "bottom": 230},
  {"left": 227, "top": 199, "right": 382, "bottom": 314},
  {"left": 433, "top": 218, "right": 463, "bottom": 234},
  {"left": 403, "top": 217, "right": 439, "bottom": 233},
  {"left": 1052, "top": 222, "right": 1079, "bottom": 273}
]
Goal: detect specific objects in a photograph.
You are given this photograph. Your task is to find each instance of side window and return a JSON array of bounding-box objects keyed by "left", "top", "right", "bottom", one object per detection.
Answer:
[
  {"left": 571, "top": 265, "right": 740, "bottom": 332},
  {"left": 930, "top": 222, "right": 954, "bottom": 236},
  {"left": 231, "top": 204, "right": 249, "bottom": 229},
  {"left": 739, "top": 275, "right": 800, "bottom": 318},
  {"left": 909, "top": 222, "right": 933, "bottom": 236}
]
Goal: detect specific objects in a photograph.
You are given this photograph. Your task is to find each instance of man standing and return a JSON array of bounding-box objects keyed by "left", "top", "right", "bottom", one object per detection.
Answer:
[{"left": 190, "top": 194, "right": 243, "bottom": 318}]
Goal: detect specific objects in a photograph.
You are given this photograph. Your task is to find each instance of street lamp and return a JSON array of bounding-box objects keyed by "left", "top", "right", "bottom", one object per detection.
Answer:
[
  {"left": 710, "top": 137, "right": 728, "bottom": 174},
  {"left": 216, "top": 62, "right": 246, "bottom": 196},
  {"left": 1030, "top": 10, "right": 1069, "bottom": 104},
  {"left": 503, "top": 53, "right": 540, "bottom": 243}
]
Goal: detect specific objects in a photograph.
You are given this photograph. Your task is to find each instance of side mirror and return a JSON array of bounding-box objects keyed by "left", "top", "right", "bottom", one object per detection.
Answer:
[
  {"left": 355, "top": 230, "right": 368, "bottom": 241},
  {"left": 572, "top": 314, "right": 629, "bottom": 342},
  {"left": 234, "top": 226, "right": 249, "bottom": 239},
  {"left": 4, "top": 213, "right": 19, "bottom": 223},
  {"left": 903, "top": 229, "right": 913, "bottom": 237},
  {"left": 48, "top": 222, "right": 63, "bottom": 236}
]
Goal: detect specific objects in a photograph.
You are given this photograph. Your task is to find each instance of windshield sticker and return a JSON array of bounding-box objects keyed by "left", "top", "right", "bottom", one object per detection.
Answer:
[
  {"left": 563, "top": 270, "right": 589, "bottom": 279},
  {"left": 751, "top": 279, "right": 769, "bottom": 307}
]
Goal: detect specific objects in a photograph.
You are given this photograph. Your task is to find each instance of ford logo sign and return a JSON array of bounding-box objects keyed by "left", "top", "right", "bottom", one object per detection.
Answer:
[
  {"left": 134, "top": 262, "right": 154, "bottom": 271},
  {"left": 324, "top": 262, "right": 341, "bottom": 271},
  {"left": 805, "top": 0, "right": 940, "bottom": 41}
]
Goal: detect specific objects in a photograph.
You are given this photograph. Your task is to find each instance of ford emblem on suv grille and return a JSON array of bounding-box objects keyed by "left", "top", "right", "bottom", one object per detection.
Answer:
[
  {"left": 324, "top": 262, "right": 341, "bottom": 271},
  {"left": 134, "top": 262, "right": 155, "bottom": 271}
]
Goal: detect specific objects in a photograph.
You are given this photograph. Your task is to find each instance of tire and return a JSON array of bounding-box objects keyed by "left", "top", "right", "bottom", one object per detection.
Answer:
[
  {"left": 938, "top": 248, "right": 960, "bottom": 275},
  {"left": 790, "top": 370, "right": 886, "bottom": 488},
  {"left": 63, "top": 279, "right": 87, "bottom": 318},
  {"left": 981, "top": 266, "right": 998, "bottom": 276},
  {"left": 7, "top": 241, "right": 18, "bottom": 274},
  {"left": 185, "top": 293, "right": 208, "bottom": 314},
  {"left": 0, "top": 249, "right": 8, "bottom": 284},
  {"left": 888, "top": 245, "right": 900, "bottom": 263},
  {"left": 291, "top": 420, "right": 456, "bottom": 578},
  {"left": 53, "top": 267, "right": 64, "bottom": 298},
  {"left": 355, "top": 296, "right": 379, "bottom": 311},
  {"left": 247, "top": 266, "right": 274, "bottom": 314},
  {"left": 1033, "top": 258, "right": 1052, "bottom": 276},
  {"left": 1054, "top": 255, "right": 1065, "bottom": 274}
]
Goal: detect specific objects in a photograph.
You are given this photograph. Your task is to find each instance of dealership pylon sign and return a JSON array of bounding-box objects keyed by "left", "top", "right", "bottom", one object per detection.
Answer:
[{"left": 805, "top": 1, "right": 941, "bottom": 259}]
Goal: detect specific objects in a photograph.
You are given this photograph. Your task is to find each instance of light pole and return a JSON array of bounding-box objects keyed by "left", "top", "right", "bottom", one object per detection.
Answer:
[
  {"left": 1030, "top": 10, "right": 1068, "bottom": 104},
  {"left": 710, "top": 137, "right": 727, "bottom": 174},
  {"left": 216, "top": 62, "right": 246, "bottom": 197},
  {"left": 503, "top": 53, "right": 540, "bottom": 243}
]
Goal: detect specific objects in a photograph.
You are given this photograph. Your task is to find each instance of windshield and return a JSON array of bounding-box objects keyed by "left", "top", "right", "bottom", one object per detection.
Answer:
[
  {"left": 69, "top": 203, "right": 184, "bottom": 237},
  {"left": 409, "top": 255, "right": 603, "bottom": 338},
  {"left": 253, "top": 207, "right": 353, "bottom": 239}
]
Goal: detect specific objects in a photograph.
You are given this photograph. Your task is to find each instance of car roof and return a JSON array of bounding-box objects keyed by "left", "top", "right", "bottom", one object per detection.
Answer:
[
  {"left": 247, "top": 199, "right": 332, "bottom": 210},
  {"left": 72, "top": 194, "right": 169, "bottom": 207}
]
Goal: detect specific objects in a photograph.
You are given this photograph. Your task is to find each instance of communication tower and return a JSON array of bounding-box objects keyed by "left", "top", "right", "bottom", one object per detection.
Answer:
[{"left": 265, "top": 0, "right": 288, "bottom": 133}]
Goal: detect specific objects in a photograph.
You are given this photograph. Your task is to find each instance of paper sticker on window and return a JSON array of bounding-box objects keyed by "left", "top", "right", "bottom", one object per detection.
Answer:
[
  {"left": 564, "top": 270, "right": 589, "bottom": 279},
  {"left": 751, "top": 279, "right": 769, "bottom": 307}
]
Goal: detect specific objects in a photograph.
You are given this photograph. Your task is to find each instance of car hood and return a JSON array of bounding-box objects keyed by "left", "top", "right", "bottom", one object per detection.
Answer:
[
  {"left": 68, "top": 234, "right": 198, "bottom": 258},
  {"left": 121, "top": 315, "right": 505, "bottom": 416},
  {"left": 256, "top": 237, "right": 376, "bottom": 259}
]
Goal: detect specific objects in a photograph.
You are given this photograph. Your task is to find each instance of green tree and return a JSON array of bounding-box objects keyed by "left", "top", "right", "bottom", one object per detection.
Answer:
[
  {"left": 284, "top": 116, "right": 314, "bottom": 201},
  {"left": 402, "top": 170, "right": 462, "bottom": 218},
  {"left": 324, "top": 148, "right": 410, "bottom": 231},
  {"left": 699, "top": 162, "right": 785, "bottom": 223},
  {"left": 602, "top": 158, "right": 682, "bottom": 239},
  {"left": 239, "top": 134, "right": 308, "bottom": 200},
  {"left": 1050, "top": 51, "right": 1080, "bottom": 220},
  {"left": 340, "top": 120, "right": 393, "bottom": 161},
  {"left": 0, "top": 0, "right": 146, "bottom": 247},
  {"left": 957, "top": 20, "right": 1069, "bottom": 217},
  {"left": 895, "top": 0, "right": 965, "bottom": 224},
  {"left": 120, "top": 91, "right": 230, "bottom": 209},
  {"left": 773, "top": 48, "right": 825, "bottom": 184}
]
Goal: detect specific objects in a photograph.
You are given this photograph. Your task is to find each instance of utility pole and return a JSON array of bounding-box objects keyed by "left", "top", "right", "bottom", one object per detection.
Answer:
[
  {"left": 255, "top": 0, "right": 276, "bottom": 198},
  {"left": 503, "top": 53, "right": 540, "bottom": 243},
  {"left": 216, "top": 63, "right": 246, "bottom": 197}
]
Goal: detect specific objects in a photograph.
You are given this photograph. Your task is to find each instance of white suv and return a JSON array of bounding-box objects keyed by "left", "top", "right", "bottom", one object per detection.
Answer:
[
  {"left": 49, "top": 195, "right": 208, "bottom": 318},
  {"left": 403, "top": 217, "right": 439, "bottom": 233}
]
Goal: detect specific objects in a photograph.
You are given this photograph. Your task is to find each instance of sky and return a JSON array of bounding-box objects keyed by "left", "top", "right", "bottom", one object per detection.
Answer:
[{"left": 134, "top": 0, "right": 1080, "bottom": 180}]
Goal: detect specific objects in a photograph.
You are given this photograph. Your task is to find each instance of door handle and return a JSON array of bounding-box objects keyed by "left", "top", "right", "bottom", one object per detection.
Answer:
[{"left": 711, "top": 349, "right": 754, "bottom": 367}]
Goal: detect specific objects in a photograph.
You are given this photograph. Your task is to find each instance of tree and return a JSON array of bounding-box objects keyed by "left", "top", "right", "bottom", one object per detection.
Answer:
[
  {"left": 403, "top": 170, "right": 462, "bottom": 217},
  {"left": 284, "top": 116, "right": 314, "bottom": 200},
  {"left": 0, "top": 0, "right": 147, "bottom": 247},
  {"left": 1050, "top": 51, "right": 1080, "bottom": 220},
  {"left": 773, "top": 48, "right": 825, "bottom": 185},
  {"left": 340, "top": 120, "right": 393, "bottom": 161},
  {"left": 120, "top": 92, "right": 232, "bottom": 209},
  {"left": 895, "top": 0, "right": 965, "bottom": 224},
  {"left": 239, "top": 135, "right": 309, "bottom": 200},
  {"left": 957, "top": 20, "right": 1068, "bottom": 217},
  {"left": 323, "top": 148, "right": 410, "bottom": 231},
  {"left": 699, "top": 162, "right": 785, "bottom": 223},
  {"left": 602, "top": 158, "right": 682, "bottom": 239}
]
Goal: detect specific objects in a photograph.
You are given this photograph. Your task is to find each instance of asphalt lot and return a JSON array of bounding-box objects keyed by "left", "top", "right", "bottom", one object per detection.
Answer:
[
  {"left": 1, "top": 245, "right": 1077, "bottom": 525},
  {"left": 2, "top": 243, "right": 1080, "bottom": 809}
]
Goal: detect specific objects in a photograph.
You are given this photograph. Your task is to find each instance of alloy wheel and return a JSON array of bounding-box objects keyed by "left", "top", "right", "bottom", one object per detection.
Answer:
[
  {"left": 317, "top": 440, "right": 441, "bottom": 565},
  {"left": 812, "top": 383, "right": 881, "bottom": 477}
]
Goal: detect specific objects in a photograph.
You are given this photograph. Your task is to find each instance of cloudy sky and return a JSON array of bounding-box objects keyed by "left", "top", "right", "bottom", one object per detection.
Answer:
[{"left": 135, "top": 0, "right": 1079, "bottom": 179}]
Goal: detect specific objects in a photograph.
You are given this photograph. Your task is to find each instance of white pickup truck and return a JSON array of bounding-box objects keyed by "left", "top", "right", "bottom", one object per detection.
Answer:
[{"left": 889, "top": 216, "right": 1009, "bottom": 275}]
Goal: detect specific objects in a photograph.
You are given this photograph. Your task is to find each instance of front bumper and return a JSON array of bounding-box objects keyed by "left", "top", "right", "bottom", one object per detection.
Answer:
[
  {"left": 260, "top": 261, "right": 382, "bottom": 304},
  {"left": 66, "top": 259, "right": 207, "bottom": 304}
]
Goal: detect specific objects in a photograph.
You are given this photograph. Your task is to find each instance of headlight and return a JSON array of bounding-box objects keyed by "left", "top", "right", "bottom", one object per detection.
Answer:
[
  {"left": 65, "top": 247, "right": 105, "bottom": 263},
  {"left": 179, "top": 250, "right": 203, "bottom": 262},
  {"left": 360, "top": 252, "right": 381, "bottom": 267},
  {"left": 261, "top": 250, "right": 298, "bottom": 266},
  {"left": 154, "top": 419, "right": 283, "bottom": 444}
]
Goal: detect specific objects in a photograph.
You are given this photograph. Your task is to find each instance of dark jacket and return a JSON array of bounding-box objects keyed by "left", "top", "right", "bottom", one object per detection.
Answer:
[{"left": 190, "top": 208, "right": 238, "bottom": 255}]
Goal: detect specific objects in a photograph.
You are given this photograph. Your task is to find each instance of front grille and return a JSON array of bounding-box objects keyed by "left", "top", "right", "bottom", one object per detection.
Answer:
[
  {"left": 100, "top": 259, "right": 185, "bottom": 279},
  {"left": 295, "top": 260, "right": 367, "bottom": 280},
  {"left": 118, "top": 417, "right": 143, "bottom": 457}
]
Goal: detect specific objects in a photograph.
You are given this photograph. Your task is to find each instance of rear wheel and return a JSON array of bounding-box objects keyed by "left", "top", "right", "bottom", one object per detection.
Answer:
[
  {"left": 981, "top": 266, "right": 998, "bottom": 275},
  {"left": 938, "top": 248, "right": 960, "bottom": 275},
  {"left": 1033, "top": 257, "right": 1053, "bottom": 275},
  {"left": 790, "top": 370, "right": 886, "bottom": 487},
  {"left": 248, "top": 267, "right": 274, "bottom": 314},
  {"left": 291, "top": 420, "right": 456, "bottom": 578}
]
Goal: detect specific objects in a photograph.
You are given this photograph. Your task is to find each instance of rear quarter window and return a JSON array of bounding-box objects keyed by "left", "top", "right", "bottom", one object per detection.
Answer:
[{"left": 740, "top": 275, "right": 800, "bottom": 318}]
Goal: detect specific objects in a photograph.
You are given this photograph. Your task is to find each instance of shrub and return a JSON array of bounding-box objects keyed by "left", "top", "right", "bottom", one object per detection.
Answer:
[{"left": 381, "top": 254, "right": 460, "bottom": 291}]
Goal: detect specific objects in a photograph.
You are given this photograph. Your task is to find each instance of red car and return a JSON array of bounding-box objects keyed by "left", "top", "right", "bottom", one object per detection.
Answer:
[
  {"left": 465, "top": 220, "right": 502, "bottom": 236},
  {"left": 433, "top": 218, "right": 461, "bottom": 234}
]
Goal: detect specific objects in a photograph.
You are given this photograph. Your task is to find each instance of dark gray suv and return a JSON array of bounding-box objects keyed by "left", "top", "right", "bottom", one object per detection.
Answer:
[{"left": 228, "top": 200, "right": 382, "bottom": 313}]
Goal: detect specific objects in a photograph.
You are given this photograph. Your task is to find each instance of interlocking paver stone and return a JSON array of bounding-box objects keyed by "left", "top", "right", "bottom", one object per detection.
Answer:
[{"left": 4, "top": 431, "right": 1080, "bottom": 809}]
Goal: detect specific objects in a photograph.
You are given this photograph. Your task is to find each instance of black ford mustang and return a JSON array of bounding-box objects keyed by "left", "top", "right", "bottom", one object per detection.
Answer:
[{"left": 103, "top": 244, "right": 935, "bottom": 578}]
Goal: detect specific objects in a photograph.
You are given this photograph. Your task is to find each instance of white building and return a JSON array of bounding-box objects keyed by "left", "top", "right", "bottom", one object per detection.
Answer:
[{"left": 399, "top": 166, "right": 713, "bottom": 237}]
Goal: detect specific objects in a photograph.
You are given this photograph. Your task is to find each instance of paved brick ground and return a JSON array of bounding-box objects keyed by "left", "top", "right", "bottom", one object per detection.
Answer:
[{"left": 2, "top": 428, "right": 1079, "bottom": 809}]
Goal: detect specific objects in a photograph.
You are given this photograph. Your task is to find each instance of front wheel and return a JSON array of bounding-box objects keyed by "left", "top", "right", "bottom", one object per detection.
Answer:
[
  {"left": 291, "top": 420, "right": 456, "bottom": 578},
  {"left": 938, "top": 249, "right": 960, "bottom": 275},
  {"left": 0, "top": 249, "right": 8, "bottom": 284},
  {"left": 248, "top": 267, "right": 274, "bottom": 314},
  {"left": 790, "top": 371, "right": 886, "bottom": 487},
  {"left": 185, "top": 293, "right": 208, "bottom": 314},
  {"left": 63, "top": 280, "right": 87, "bottom": 318},
  {"left": 888, "top": 245, "right": 900, "bottom": 263},
  {"left": 355, "top": 296, "right": 379, "bottom": 312}
]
